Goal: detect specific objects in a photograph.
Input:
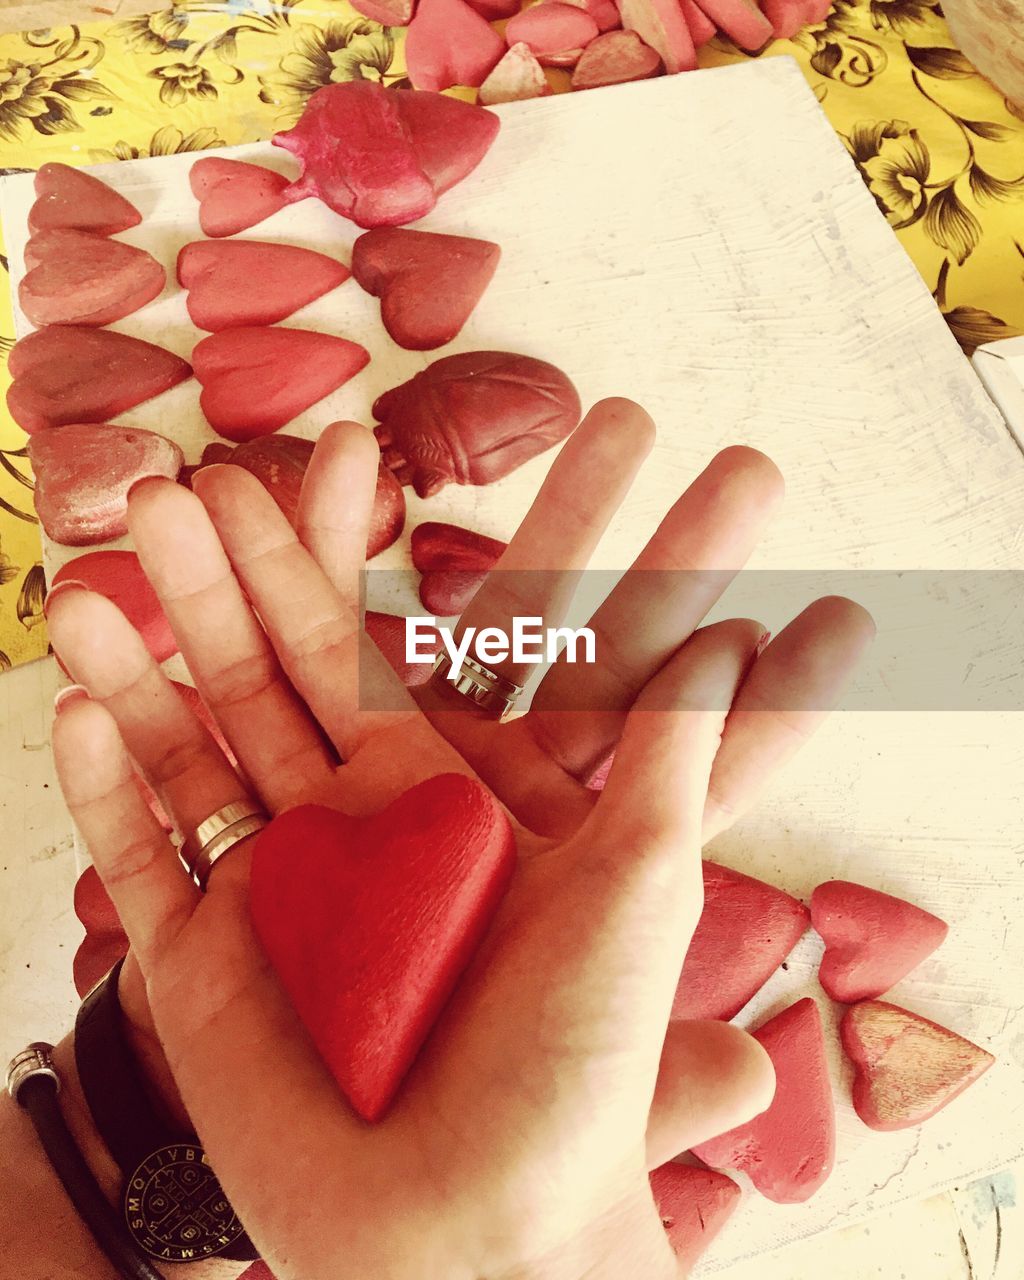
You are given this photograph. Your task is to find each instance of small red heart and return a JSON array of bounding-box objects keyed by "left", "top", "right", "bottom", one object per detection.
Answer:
[
  {"left": 273, "top": 82, "right": 500, "bottom": 229},
  {"left": 411, "top": 521, "right": 506, "bottom": 615},
  {"left": 28, "top": 423, "right": 183, "bottom": 546},
  {"left": 52, "top": 550, "right": 178, "bottom": 662},
  {"left": 692, "top": 998, "right": 835, "bottom": 1204},
  {"left": 672, "top": 861, "right": 810, "bottom": 1021},
  {"left": 405, "top": 0, "right": 506, "bottom": 92},
  {"left": 504, "top": 4, "right": 600, "bottom": 68},
  {"left": 841, "top": 1000, "right": 994, "bottom": 1132},
  {"left": 193, "top": 327, "right": 369, "bottom": 442},
  {"left": 29, "top": 162, "right": 141, "bottom": 237},
  {"left": 571, "top": 30, "right": 665, "bottom": 90},
  {"left": 189, "top": 158, "right": 290, "bottom": 238},
  {"left": 20, "top": 229, "right": 165, "bottom": 328},
  {"left": 352, "top": 228, "right": 500, "bottom": 351},
  {"left": 365, "top": 610, "right": 440, "bottom": 685},
  {"left": 649, "top": 1163, "right": 741, "bottom": 1268},
  {"left": 177, "top": 240, "right": 350, "bottom": 332},
  {"left": 811, "top": 879, "right": 948, "bottom": 1004},
  {"left": 250, "top": 774, "right": 516, "bottom": 1121},
  {"left": 7, "top": 326, "right": 192, "bottom": 434}
]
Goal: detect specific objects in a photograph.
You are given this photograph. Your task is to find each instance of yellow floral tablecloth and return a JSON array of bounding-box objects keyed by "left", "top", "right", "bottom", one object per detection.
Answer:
[{"left": 1, "top": 0, "right": 1023, "bottom": 668}]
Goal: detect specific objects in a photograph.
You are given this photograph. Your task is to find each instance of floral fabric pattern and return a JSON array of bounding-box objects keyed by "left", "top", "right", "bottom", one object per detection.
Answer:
[{"left": 1, "top": 0, "right": 1022, "bottom": 667}]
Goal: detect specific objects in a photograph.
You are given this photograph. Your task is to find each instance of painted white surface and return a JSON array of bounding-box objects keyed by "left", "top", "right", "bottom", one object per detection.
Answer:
[{"left": 1, "top": 58, "right": 1022, "bottom": 1273}]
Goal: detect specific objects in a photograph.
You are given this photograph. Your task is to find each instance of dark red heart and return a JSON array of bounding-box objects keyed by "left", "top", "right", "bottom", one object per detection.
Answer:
[
  {"left": 20, "top": 229, "right": 165, "bottom": 328},
  {"left": 29, "top": 162, "right": 141, "bottom": 237},
  {"left": 692, "top": 998, "right": 835, "bottom": 1204},
  {"left": 811, "top": 879, "right": 948, "bottom": 1004},
  {"left": 649, "top": 1162, "right": 741, "bottom": 1268},
  {"left": 365, "top": 610, "right": 440, "bottom": 685},
  {"left": 672, "top": 861, "right": 810, "bottom": 1021},
  {"left": 192, "top": 327, "right": 369, "bottom": 442},
  {"left": 411, "top": 521, "right": 506, "bottom": 615},
  {"left": 177, "top": 239, "right": 350, "bottom": 331},
  {"left": 250, "top": 774, "right": 516, "bottom": 1121},
  {"left": 7, "top": 326, "right": 192, "bottom": 434},
  {"left": 52, "top": 550, "right": 178, "bottom": 663},
  {"left": 352, "top": 228, "right": 500, "bottom": 351},
  {"left": 189, "top": 158, "right": 290, "bottom": 238},
  {"left": 405, "top": 0, "right": 506, "bottom": 92}
]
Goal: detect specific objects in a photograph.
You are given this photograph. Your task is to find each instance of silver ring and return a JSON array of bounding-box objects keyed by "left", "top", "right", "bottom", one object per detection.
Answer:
[
  {"left": 432, "top": 651, "right": 524, "bottom": 721},
  {"left": 180, "top": 801, "right": 269, "bottom": 891}
]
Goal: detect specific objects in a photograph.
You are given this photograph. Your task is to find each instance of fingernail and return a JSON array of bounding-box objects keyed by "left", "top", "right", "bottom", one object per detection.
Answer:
[
  {"left": 126, "top": 474, "right": 172, "bottom": 504},
  {"left": 43, "top": 578, "right": 88, "bottom": 619},
  {"left": 54, "top": 684, "right": 90, "bottom": 715},
  {"left": 756, "top": 630, "right": 772, "bottom": 658}
]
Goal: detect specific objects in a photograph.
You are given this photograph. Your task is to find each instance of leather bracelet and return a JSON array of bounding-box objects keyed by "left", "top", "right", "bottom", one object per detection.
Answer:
[
  {"left": 75, "top": 962, "right": 257, "bottom": 1264},
  {"left": 7, "top": 1043, "right": 164, "bottom": 1280}
]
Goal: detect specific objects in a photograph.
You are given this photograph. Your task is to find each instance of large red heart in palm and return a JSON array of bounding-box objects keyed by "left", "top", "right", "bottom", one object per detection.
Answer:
[{"left": 250, "top": 774, "right": 516, "bottom": 1122}]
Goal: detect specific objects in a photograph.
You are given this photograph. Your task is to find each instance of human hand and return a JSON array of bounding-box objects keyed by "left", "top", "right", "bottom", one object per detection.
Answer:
[{"left": 48, "top": 401, "right": 872, "bottom": 1278}]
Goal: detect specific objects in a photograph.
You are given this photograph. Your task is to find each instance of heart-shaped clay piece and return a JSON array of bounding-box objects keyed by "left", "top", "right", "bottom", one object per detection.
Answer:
[
  {"left": 350, "top": 0, "right": 416, "bottom": 22},
  {"left": 193, "top": 327, "right": 369, "bottom": 442},
  {"left": 352, "top": 228, "right": 500, "bottom": 351},
  {"left": 505, "top": 4, "right": 600, "bottom": 68},
  {"left": 20, "top": 229, "right": 166, "bottom": 328},
  {"left": 177, "top": 240, "right": 350, "bottom": 331},
  {"left": 691, "top": 0, "right": 773, "bottom": 49},
  {"left": 374, "top": 351, "right": 581, "bottom": 497},
  {"left": 189, "top": 157, "right": 290, "bottom": 238},
  {"left": 405, "top": 0, "right": 506, "bottom": 92},
  {"left": 672, "top": 861, "right": 810, "bottom": 1021},
  {"left": 250, "top": 774, "right": 516, "bottom": 1121},
  {"left": 649, "top": 1163, "right": 742, "bottom": 1269},
  {"left": 692, "top": 998, "right": 835, "bottom": 1204},
  {"left": 811, "top": 879, "right": 948, "bottom": 1003},
  {"left": 411, "top": 521, "right": 507, "bottom": 615},
  {"left": 273, "top": 82, "right": 499, "bottom": 229},
  {"left": 841, "top": 1000, "right": 994, "bottom": 1132},
  {"left": 564, "top": 0, "right": 623, "bottom": 32},
  {"left": 571, "top": 30, "right": 664, "bottom": 89},
  {"left": 365, "top": 610, "right": 440, "bottom": 685},
  {"left": 28, "top": 423, "right": 183, "bottom": 546},
  {"left": 52, "top": 550, "right": 178, "bottom": 662},
  {"left": 465, "top": 0, "right": 520, "bottom": 17},
  {"left": 678, "top": 0, "right": 717, "bottom": 43},
  {"left": 187, "top": 435, "right": 405, "bottom": 559},
  {"left": 7, "top": 326, "right": 192, "bottom": 434},
  {"left": 479, "top": 43, "right": 553, "bottom": 106},
  {"left": 617, "top": 0, "right": 697, "bottom": 72},
  {"left": 29, "top": 162, "right": 142, "bottom": 237}
]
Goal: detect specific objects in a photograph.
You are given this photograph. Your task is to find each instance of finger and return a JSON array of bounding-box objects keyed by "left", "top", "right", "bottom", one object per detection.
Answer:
[
  {"left": 703, "top": 596, "right": 876, "bottom": 841},
  {"left": 46, "top": 586, "right": 255, "bottom": 862},
  {"left": 646, "top": 1020, "right": 775, "bottom": 1168},
  {"left": 527, "top": 447, "right": 783, "bottom": 782},
  {"left": 128, "top": 476, "right": 336, "bottom": 810},
  {"left": 296, "top": 420, "right": 380, "bottom": 613},
  {"left": 421, "top": 398, "right": 655, "bottom": 710},
  {"left": 51, "top": 693, "right": 197, "bottom": 970},
  {"left": 195, "top": 463, "right": 432, "bottom": 762}
]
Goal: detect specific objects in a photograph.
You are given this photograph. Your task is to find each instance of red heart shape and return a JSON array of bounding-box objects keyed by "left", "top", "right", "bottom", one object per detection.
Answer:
[
  {"left": 811, "top": 879, "right": 948, "bottom": 1004},
  {"left": 52, "top": 550, "right": 178, "bottom": 662},
  {"left": 504, "top": 5, "right": 600, "bottom": 68},
  {"left": 352, "top": 228, "right": 500, "bottom": 351},
  {"left": 480, "top": 43, "right": 553, "bottom": 106},
  {"left": 405, "top": 0, "right": 506, "bottom": 92},
  {"left": 411, "top": 521, "right": 506, "bottom": 615},
  {"left": 692, "top": 998, "right": 835, "bottom": 1204},
  {"left": 365, "top": 610, "right": 440, "bottom": 686},
  {"left": 273, "top": 82, "right": 500, "bottom": 229},
  {"left": 374, "top": 351, "right": 581, "bottom": 497},
  {"left": 7, "top": 326, "right": 192, "bottom": 435},
  {"left": 649, "top": 1163, "right": 741, "bottom": 1268},
  {"left": 29, "top": 162, "right": 141, "bottom": 237},
  {"left": 672, "top": 861, "right": 810, "bottom": 1021},
  {"left": 250, "top": 774, "right": 516, "bottom": 1121},
  {"left": 177, "top": 240, "right": 350, "bottom": 332},
  {"left": 28, "top": 423, "right": 183, "bottom": 546},
  {"left": 841, "top": 1000, "right": 994, "bottom": 1132},
  {"left": 571, "top": 30, "right": 665, "bottom": 91},
  {"left": 189, "top": 158, "right": 290, "bottom": 238},
  {"left": 20, "top": 229, "right": 166, "bottom": 328},
  {"left": 193, "top": 327, "right": 369, "bottom": 442}
]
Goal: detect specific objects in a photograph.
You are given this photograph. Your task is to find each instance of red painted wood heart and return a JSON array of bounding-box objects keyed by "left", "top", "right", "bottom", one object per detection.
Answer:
[
  {"left": 405, "top": 0, "right": 506, "bottom": 93},
  {"left": 21, "top": 229, "right": 166, "bottom": 328},
  {"left": 192, "top": 327, "right": 369, "bottom": 441},
  {"left": 250, "top": 774, "right": 516, "bottom": 1121},
  {"left": 649, "top": 1162, "right": 741, "bottom": 1268},
  {"left": 352, "top": 228, "right": 500, "bottom": 351},
  {"left": 189, "top": 157, "right": 290, "bottom": 238},
  {"left": 811, "top": 879, "right": 948, "bottom": 1003},
  {"left": 177, "top": 240, "right": 350, "bottom": 331},
  {"left": 29, "top": 162, "right": 141, "bottom": 237},
  {"left": 52, "top": 551, "right": 178, "bottom": 663},
  {"left": 411, "top": 520, "right": 507, "bottom": 615}
]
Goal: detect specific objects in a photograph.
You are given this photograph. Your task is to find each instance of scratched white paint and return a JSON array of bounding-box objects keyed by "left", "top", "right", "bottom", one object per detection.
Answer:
[{"left": 1, "top": 59, "right": 1022, "bottom": 1272}]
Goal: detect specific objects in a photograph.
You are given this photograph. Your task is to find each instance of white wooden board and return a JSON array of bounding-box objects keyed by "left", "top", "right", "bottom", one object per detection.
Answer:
[{"left": 2, "top": 58, "right": 1023, "bottom": 1272}]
